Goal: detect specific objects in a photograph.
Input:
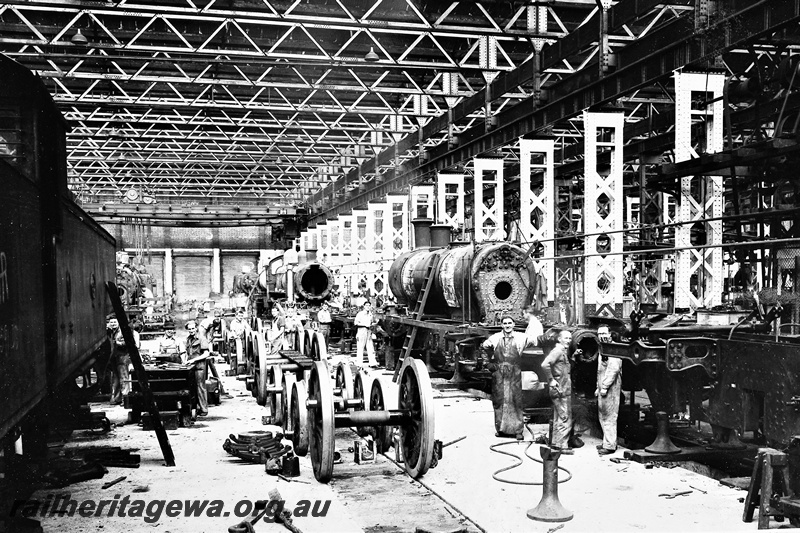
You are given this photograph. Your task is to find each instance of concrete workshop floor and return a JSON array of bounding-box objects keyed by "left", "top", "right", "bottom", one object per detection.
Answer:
[{"left": 27, "top": 360, "right": 757, "bottom": 533}]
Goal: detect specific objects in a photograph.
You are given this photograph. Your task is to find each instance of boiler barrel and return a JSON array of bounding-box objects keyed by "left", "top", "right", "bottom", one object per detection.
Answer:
[
  {"left": 294, "top": 262, "right": 334, "bottom": 302},
  {"left": 388, "top": 242, "right": 538, "bottom": 325}
]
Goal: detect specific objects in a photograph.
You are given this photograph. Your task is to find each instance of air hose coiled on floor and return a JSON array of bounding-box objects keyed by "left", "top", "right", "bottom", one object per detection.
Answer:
[{"left": 489, "top": 440, "right": 573, "bottom": 485}]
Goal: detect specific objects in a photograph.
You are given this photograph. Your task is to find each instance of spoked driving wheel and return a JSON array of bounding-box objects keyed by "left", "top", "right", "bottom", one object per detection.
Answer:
[
  {"left": 291, "top": 380, "right": 310, "bottom": 456},
  {"left": 398, "top": 358, "right": 435, "bottom": 478},
  {"left": 368, "top": 378, "right": 394, "bottom": 453},
  {"left": 307, "top": 361, "right": 334, "bottom": 482}
]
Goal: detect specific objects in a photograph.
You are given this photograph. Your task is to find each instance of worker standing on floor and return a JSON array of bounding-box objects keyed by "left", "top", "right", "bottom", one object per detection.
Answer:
[
  {"left": 185, "top": 320, "right": 209, "bottom": 417},
  {"left": 354, "top": 301, "right": 379, "bottom": 368},
  {"left": 110, "top": 319, "right": 140, "bottom": 405},
  {"left": 596, "top": 325, "right": 622, "bottom": 455},
  {"left": 317, "top": 302, "right": 332, "bottom": 346},
  {"left": 541, "top": 329, "right": 574, "bottom": 449},
  {"left": 481, "top": 315, "right": 537, "bottom": 439}
]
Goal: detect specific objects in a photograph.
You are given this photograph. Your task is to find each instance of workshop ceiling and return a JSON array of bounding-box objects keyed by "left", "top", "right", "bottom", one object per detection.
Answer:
[
  {"left": 0, "top": 0, "right": 600, "bottom": 206},
  {"left": 3, "top": 0, "right": 794, "bottom": 219}
]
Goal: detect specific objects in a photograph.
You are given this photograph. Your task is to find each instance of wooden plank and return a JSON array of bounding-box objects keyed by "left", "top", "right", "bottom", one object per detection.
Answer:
[{"left": 106, "top": 281, "right": 176, "bottom": 467}]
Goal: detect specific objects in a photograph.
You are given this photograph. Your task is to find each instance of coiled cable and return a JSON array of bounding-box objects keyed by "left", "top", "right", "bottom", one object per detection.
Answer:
[{"left": 490, "top": 436, "right": 573, "bottom": 485}]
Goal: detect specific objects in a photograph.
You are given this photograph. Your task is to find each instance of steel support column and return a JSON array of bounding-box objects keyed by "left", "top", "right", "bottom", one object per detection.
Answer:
[
  {"left": 519, "top": 138, "right": 556, "bottom": 302},
  {"left": 473, "top": 158, "right": 504, "bottom": 243},
  {"left": 386, "top": 194, "right": 410, "bottom": 258},
  {"left": 583, "top": 111, "right": 624, "bottom": 318},
  {"left": 674, "top": 71, "right": 725, "bottom": 309},
  {"left": 367, "top": 202, "right": 389, "bottom": 299},
  {"left": 436, "top": 173, "right": 465, "bottom": 241},
  {"left": 339, "top": 214, "right": 355, "bottom": 297},
  {"left": 409, "top": 185, "right": 434, "bottom": 248},
  {"left": 352, "top": 209, "right": 369, "bottom": 295}
]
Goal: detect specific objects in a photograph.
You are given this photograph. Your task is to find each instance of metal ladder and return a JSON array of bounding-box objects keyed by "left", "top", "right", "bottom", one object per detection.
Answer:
[{"left": 393, "top": 254, "right": 439, "bottom": 382}]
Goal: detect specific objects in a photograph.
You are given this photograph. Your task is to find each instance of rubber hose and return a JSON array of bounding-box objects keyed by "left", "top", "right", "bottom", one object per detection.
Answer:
[{"left": 489, "top": 441, "right": 573, "bottom": 485}]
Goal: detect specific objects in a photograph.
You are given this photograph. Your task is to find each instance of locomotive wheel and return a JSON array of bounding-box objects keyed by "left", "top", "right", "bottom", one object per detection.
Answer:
[
  {"left": 304, "top": 329, "right": 314, "bottom": 356},
  {"left": 353, "top": 370, "right": 371, "bottom": 412},
  {"left": 335, "top": 362, "right": 354, "bottom": 405},
  {"left": 353, "top": 370, "right": 372, "bottom": 436},
  {"left": 308, "top": 360, "right": 335, "bottom": 483},
  {"left": 296, "top": 329, "right": 307, "bottom": 356},
  {"left": 282, "top": 373, "right": 297, "bottom": 434},
  {"left": 291, "top": 380, "right": 310, "bottom": 456},
  {"left": 368, "top": 378, "right": 394, "bottom": 453},
  {"left": 255, "top": 334, "right": 268, "bottom": 405},
  {"left": 398, "top": 358, "right": 436, "bottom": 478},
  {"left": 310, "top": 331, "right": 328, "bottom": 361},
  {"left": 267, "top": 365, "right": 284, "bottom": 425},
  {"left": 235, "top": 338, "right": 246, "bottom": 375}
]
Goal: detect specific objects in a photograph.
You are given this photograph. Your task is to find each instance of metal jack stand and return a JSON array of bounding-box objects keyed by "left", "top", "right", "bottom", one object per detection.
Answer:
[
  {"left": 645, "top": 411, "right": 681, "bottom": 454},
  {"left": 527, "top": 446, "right": 573, "bottom": 523}
]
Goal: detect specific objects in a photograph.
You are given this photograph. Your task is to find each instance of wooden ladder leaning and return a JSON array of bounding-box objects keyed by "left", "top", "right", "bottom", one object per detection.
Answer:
[{"left": 392, "top": 254, "right": 440, "bottom": 383}]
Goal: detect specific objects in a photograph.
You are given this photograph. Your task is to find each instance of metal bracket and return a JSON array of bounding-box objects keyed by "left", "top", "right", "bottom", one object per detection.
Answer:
[{"left": 665, "top": 337, "right": 719, "bottom": 378}]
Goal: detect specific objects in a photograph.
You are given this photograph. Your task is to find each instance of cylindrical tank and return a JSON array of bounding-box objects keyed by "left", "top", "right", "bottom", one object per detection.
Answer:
[
  {"left": 388, "top": 242, "right": 537, "bottom": 325},
  {"left": 294, "top": 262, "right": 334, "bottom": 302}
]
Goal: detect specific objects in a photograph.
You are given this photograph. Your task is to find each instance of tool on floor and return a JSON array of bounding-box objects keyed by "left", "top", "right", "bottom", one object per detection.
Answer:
[
  {"left": 228, "top": 499, "right": 270, "bottom": 533},
  {"left": 659, "top": 490, "right": 692, "bottom": 499},
  {"left": 527, "top": 446, "right": 573, "bottom": 523},
  {"left": 689, "top": 485, "right": 707, "bottom": 494},
  {"left": 442, "top": 436, "right": 466, "bottom": 448},
  {"left": 269, "top": 489, "right": 304, "bottom": 533},
  {"left": 102, "top": 476, "right": 127, "bottom": 489}
]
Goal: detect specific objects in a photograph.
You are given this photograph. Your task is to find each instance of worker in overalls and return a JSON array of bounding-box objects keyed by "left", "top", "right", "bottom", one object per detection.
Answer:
[
  {"left": 227, "top": 309, "right": 250, "bottom": 369},
  {"left": 110, "top": 319, "right": 140, "bottom": 405},
  {"left": 541, "top": 329, "right": 574, "bottom": 449},
  {"left": 354, "top": 301, "right": 379, "bottom": 368},
  {"left": 596, "top": 325, "right": 622, "bottom": 455},
  {"left": 481, "top": 315, "right": 538, "bottom": 439},
  {"left": 267, "top": 305, "right": 286, "bottom": 356},
  {"left": 185, "top": 320, "right": 208, "bottom": 417}
]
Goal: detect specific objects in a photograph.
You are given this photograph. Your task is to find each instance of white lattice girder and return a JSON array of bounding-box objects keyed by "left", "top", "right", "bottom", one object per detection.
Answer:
[
  {"left": 351, "top": 209, "right": 370, "bottom": 293},
  {"left": 317, "top": 223, "right": 329, "bottom": 263},
  {"left": 409, "top": 185, "right": 434, "bottom": 248},
  {"left": 436, "top": 173, "right": 465, "bottom": 232},
  {"left": 674, "top": 71, "right": 725, "bottom": 309},
  {"left": 519, "top": 138, "right": 555, "bottom": 301},
  {"left": 410, "top": 185, "right": 435, "bottom": 220},
  {"left": 386, "top": 194, "right": 410, "bottom": 259},
  {"left": 327, "top": 218, "right": 341, "bottom": 265},
  {"left": 583, "top": 111, "right": 624, "bottom": 307},
  {"left": 473, "top": 158, "right": 504, "bottom": 242},
  {"left": 367, "top": 202, "right": 389, "bottom": 296}
]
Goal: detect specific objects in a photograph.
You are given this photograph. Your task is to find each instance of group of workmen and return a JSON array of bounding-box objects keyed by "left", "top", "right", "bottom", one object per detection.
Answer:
[
  {"left": 105, "top": 309, "right": 247, "bottom": 418},
  {"left": 481, "top": 308, "right": 622, "bottom": 455}
]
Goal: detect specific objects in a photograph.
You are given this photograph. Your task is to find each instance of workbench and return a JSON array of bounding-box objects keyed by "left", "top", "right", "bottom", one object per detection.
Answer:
[{"left": 126, "top": 365, "right": 197, "bottom": 427}]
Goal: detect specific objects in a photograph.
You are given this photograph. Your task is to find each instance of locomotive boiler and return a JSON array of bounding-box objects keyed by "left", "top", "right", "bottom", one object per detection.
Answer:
[{"left": 388, "top": 223, "right": 537, "bottom": 325}]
